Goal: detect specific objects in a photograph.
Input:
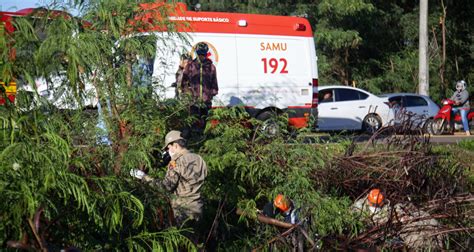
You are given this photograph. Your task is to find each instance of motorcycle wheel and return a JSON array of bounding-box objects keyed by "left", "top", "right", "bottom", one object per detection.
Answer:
[
  {"left": 423, "top": 119, "right": 434, "bottom": 134},
  {"left": 430, "top": 118, "right": 446, "bottom": 135}
]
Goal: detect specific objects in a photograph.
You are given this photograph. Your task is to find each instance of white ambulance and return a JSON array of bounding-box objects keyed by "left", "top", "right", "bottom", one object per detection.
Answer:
[{"left": 140, "top": 2, "right": 319, "bottom": 129}]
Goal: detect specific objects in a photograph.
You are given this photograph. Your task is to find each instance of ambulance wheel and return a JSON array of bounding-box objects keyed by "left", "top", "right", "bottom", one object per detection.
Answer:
[
  {"left": 257, "top": 111, "right": 280, "bottom": 138},
  {"left": 362, "top": 114, "right": 382, "bottom": 134}
]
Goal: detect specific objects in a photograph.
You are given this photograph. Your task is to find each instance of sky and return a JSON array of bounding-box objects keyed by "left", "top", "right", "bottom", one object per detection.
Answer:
[
  {"left": 1, "top": 0, "right": 81, "bottom": 15},
  {"left": 0, "top": 0, "right": 47, "bottom": 11}
]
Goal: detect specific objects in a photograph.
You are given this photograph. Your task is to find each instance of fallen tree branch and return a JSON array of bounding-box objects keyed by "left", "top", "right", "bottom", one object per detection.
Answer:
[
  {"left": 28, "top": 218, "right": 46, "bottom": 251},
  {"left": 251, "top": 224, "right": 300, "bottom": 252},
  {"left": 236, "top": 208, "right": 293, "bottom": 229},
  {"left": 298, "top": 225, "right": 315, "bottom": 247},
  {"left": 205, "top": 195, "right": 227, "bottom": 247},
  {"left": 429, "top": 227, "right": 474, "bottom": 237}
]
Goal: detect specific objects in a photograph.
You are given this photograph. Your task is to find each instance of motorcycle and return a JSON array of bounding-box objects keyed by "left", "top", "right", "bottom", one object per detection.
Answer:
[{"left": 425, "top": 98, "right": 474, "bottom": 135}]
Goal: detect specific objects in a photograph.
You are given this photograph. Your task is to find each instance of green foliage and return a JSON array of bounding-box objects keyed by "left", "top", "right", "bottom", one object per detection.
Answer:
[
  {"left": 458, "top": 139, "right": 474, "bottom": 151},
  {"left": 0, "top": 102, "right": 195, "bottom": 250},
  {"left": 2, "top": 0, "right": 473, "bottom": 250},
  {"left": 199, "top": 108, "right": 363, "bottom": 249},
  {"left": 126, "top": 228, "right": 197, "bottom": 252},
  {"left": 318, "top": 0, "right": 374, "bottom": 16}
]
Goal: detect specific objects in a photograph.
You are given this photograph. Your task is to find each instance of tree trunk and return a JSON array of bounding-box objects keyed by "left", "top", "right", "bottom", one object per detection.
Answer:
[
  {"left": 418, "top": 0, "right": 429, "bottom": 95},
  {"left": 440, "top": 0, "right": 447, "bottom": 97}
]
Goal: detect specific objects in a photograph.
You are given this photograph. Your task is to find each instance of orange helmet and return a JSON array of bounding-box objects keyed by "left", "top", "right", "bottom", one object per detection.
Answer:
[
  {"left": 367, "top": 189, "right": 384, "bottom": 207},
  {"left": 273, "top": 194, "right": 291, "bottom": 212}
]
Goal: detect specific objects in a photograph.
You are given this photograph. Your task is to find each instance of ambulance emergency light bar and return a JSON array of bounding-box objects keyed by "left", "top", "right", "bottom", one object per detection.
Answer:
[{"left": 237, "top": 20, "right": 247, "bottom": 27}]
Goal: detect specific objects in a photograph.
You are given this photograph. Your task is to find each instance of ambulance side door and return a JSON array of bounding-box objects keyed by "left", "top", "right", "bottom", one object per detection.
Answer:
[{"left": 236, "top": 36, "right": 311, "bottom": 109}]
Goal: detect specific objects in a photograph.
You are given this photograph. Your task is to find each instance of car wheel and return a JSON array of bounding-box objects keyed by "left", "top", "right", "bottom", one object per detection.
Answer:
[
  {"left": 362, "top": 114, "right": 382, "bottom": 134},
  {"left": 256, "top": 111, "right": 280, "bottom": 138},
  {"left": 429, "top": 118, "right": 446, "bottom": 135}
]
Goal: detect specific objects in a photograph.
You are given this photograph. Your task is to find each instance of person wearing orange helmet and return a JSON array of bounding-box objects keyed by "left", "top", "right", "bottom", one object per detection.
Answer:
[
  {"left": 352, "top": 188, "right": 443, "bottom": 249},
  {"left": 352, "top": 188, "right": 387, "bottom": 215},
  {"left": 367, "top": 188, "right": 385, "bottom": 208},
  {"left": 262, "top": 194, "right": 299, "bottom": 224}
]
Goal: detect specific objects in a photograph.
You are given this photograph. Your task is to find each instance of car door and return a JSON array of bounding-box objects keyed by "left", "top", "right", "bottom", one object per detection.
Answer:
[
  {"left": 331, "top": 88, "right": 369, "bottom": 130},
  {"left": 388, "top": 96, "right": 404, "bottom": 122},
  {"left": 317, "top": 89, "right": 338, "bottom": 130},
  {"left": 404, "top": 95, "right": 429, "bottom": 117}
]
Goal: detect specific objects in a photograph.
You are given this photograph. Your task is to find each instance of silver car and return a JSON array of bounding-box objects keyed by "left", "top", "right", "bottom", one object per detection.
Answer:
[{"left": 379, "top": 93, "right": 439, "bottom": 127}]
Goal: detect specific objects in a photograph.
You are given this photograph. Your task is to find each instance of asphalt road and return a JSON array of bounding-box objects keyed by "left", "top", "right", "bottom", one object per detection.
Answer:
[{"left": 429, "top": 133, "right": 474, "bottom": 144}]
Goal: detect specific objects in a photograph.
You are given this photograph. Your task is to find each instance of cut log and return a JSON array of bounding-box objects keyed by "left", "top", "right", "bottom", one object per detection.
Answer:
[{"left": 236, "top": 208, "right": 293, "bottom": 229}]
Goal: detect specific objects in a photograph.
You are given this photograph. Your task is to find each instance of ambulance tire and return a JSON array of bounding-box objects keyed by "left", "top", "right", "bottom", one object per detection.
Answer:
[{"left": 256, "top": 111, "right": 281, "bottom": 138}]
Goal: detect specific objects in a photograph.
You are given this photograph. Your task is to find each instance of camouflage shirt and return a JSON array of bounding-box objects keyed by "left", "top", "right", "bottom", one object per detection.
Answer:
[{"left": 153, "top": 149, "right": 208, "bottom": 221}]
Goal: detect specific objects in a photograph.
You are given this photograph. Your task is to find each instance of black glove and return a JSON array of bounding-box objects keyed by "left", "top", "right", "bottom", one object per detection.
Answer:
[
  {"left": 158, "top": 150, "right": 171, "bottom": 167},
  {"left": 151, "top": 145, "right": 171, "bottom": 168},
  {"left": 262, "top": 202, "right": 278, "bottom": 218}
]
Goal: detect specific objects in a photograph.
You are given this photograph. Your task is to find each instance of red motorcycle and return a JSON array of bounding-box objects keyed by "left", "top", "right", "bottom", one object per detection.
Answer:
[{"left": 425, "top": 99, "right": 474, "bottom": 135}]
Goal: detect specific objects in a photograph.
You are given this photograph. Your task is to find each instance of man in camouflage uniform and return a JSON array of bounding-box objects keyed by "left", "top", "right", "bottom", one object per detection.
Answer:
[{"left": 131, "top": 130, "right": 208, "bottom": 226}]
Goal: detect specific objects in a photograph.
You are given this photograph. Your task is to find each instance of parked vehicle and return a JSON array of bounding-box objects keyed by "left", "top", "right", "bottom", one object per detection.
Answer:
[
  {"left": 379, "top": 93, "right": 439, "bottom": 128},
  {"left": 317, "top": 86, "right": 393, "bottom": 133},
  {"left": 424, "top": 98, "right": 474, "bottom": 135},
  {"left": 380, "top": 93, "right": 439, "bottom": 117}
]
